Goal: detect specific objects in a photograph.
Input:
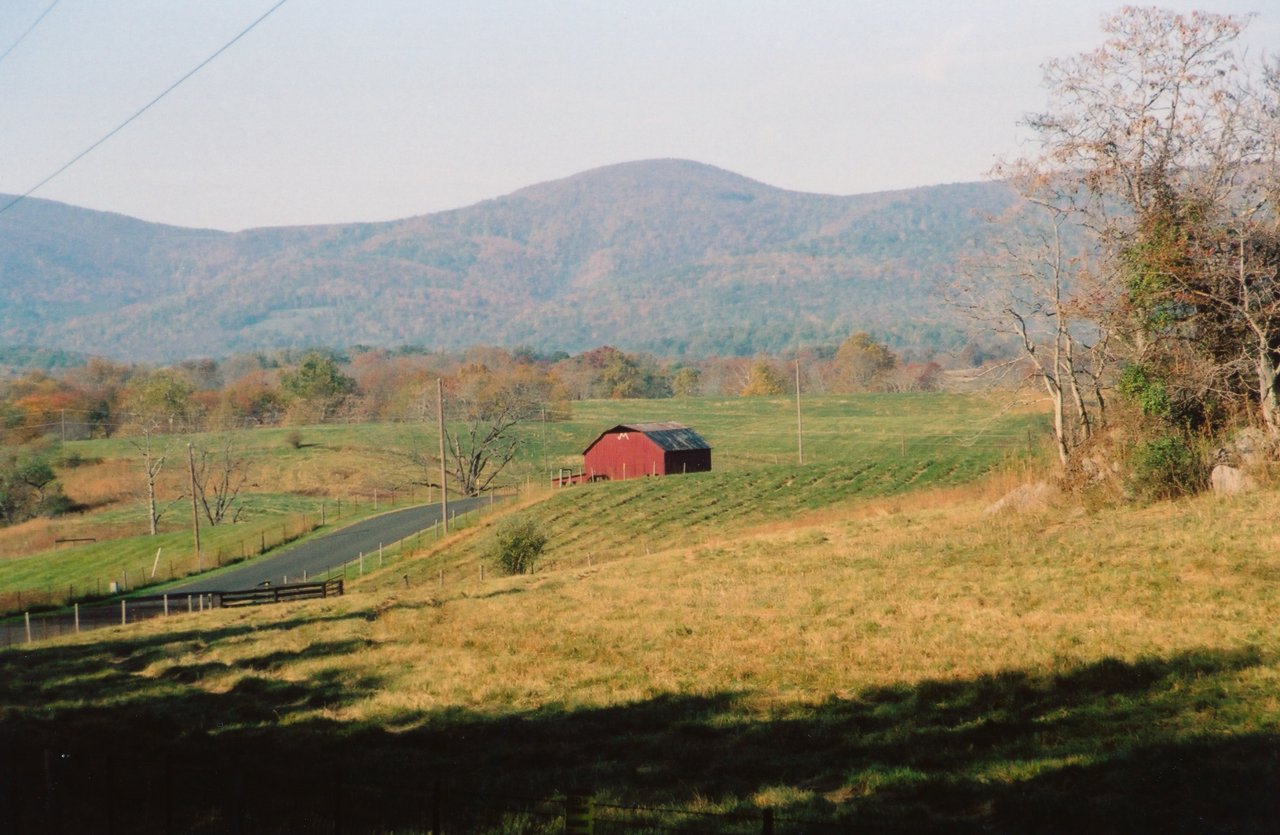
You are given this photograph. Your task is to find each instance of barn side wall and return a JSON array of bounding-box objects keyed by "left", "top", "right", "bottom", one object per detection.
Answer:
[{"left": 583, "top": 432, "right": 666, "bottom": 480}]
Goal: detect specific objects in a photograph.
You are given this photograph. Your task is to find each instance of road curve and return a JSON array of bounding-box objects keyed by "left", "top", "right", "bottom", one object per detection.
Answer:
[{"left": 167, "top": 497, "right": 490, "bottom": 593}]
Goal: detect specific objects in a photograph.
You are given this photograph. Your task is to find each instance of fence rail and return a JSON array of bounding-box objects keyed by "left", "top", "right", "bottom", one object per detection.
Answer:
[
  {"left": 217, "top": 578, "right": 344, "bottom": 607},
  {"left": 1, "top": 579, "right": 344, "bottom": 648}
]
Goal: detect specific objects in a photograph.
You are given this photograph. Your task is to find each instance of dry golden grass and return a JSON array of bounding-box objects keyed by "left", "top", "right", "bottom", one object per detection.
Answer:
[
  {"left": 78, "top": 475, "right": 1278, "bottom": 718},
  {"left": 6, "top": 470, "right": 1280, "bottom": 830}
]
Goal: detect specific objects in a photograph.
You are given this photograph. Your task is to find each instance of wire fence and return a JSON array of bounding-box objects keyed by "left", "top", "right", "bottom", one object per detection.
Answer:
[
  {"left": 0, "top": 579, "right": 343, "bottom": 650},
  {"left": 0, "top": 508, "right": 329, "bottom": 619},
  {"left": 0, "top": 496, "right": 507, "bottom": 649}
]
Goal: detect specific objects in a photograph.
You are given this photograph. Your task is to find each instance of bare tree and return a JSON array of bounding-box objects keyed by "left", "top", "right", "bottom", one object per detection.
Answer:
[
  {"left": 1026, "top": 8, "right": 1251, "bottom": 235},
  {"left": 121, "top": 372, "right": 196, "bottom": 535},
  {"left": 127, "top": 423, "right": 182, "bottom": 536},
  {"left": 400, "top": 364, "right": 552, "bottom": 497},
  {"left": 954, "top": 200, "right": 1112, "bottom": 464},
  {"left": 192, "top": 438, "right": 247, "bottom": 525}
]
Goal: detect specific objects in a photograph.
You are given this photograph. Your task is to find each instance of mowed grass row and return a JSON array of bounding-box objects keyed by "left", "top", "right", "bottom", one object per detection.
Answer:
[
  {"left": 2, "top": 476, "right": 1277, "bottom": 831},
  {"left": 373, "top": 396, "right": 1045, "bottom": 589}
]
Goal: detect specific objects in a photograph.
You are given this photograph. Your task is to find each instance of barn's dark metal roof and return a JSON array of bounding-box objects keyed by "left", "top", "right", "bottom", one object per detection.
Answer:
[{"left": 583, "top": 422, "right": 712, "bottom": 455}]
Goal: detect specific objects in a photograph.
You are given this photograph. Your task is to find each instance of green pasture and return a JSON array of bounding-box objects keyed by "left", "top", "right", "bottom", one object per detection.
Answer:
[{"left": 4, "top": 393, "right": 1045, "bottom": 611}]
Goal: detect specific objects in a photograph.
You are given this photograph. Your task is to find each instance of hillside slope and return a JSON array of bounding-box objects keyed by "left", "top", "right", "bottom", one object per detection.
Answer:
[
  {"left": 0, "top": 160, "right": 1020, "bottom": 361},
  {"left": 2, "top": 478, "right": 1277, "bottom": 831}
]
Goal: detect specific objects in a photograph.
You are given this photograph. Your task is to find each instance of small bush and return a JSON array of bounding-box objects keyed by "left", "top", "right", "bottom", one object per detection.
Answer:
[
  {"left": 1117, "top": 365, "right": 1172, "bottom": 418},
  {"left": 285, "top": 430, "right": 304, "bottom": 449},
  {"left": 64, "top": 452, "right": 104, "bottom": 468},
  {"left": 1129, "top": 434, "right": 1205, "bottom": 501},
  {"left": 492, "top": 516, "right": 547, "bottom": 575}
]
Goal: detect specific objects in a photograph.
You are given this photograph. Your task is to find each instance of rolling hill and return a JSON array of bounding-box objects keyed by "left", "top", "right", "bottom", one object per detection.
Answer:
[{"left": 0, "top": 160, "right": 1021, "bottom": 361}]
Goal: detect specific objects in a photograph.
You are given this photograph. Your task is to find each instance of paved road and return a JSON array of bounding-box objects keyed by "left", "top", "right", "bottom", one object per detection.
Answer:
[{"left": 167, "top": 497, "right": 489, "bottom": 593}]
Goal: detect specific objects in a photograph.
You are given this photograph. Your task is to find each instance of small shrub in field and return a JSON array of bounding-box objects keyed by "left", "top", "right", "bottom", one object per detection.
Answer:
[
  {"left": 492, "top": 516, "right": 547, "bottom": 575},
  {"left": 285, "top": 430, "right": 304, "bottom": 449},
  {"left": 1129, "top": 434, "right": 1204, "bottom": 501}
]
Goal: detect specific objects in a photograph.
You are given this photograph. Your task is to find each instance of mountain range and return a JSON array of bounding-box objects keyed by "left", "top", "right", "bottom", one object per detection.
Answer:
[{"left": 0, "top": 159, "right": 1022, "bottom": 362}]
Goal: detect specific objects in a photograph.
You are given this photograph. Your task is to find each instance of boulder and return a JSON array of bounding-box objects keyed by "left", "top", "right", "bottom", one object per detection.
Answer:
[
  {"left": 1210, "top": 464, "right": 1256, "bottom": 496},
  {"left": 1215, "top": 428, "right": 1272, "bottom": 468},
  {"left": 984, "top": 481, "right": 1057, "bottom": 515}
]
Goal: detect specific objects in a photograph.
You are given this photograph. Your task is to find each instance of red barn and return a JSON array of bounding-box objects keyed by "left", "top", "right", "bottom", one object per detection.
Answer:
[{"left": 582, "top": 422, "right": 712, "bottom": 481}]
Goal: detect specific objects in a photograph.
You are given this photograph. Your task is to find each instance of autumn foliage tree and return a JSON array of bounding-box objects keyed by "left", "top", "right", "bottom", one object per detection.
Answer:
[
  {"left": 740, "top": 357, "right": 787, "bottom": 396},
  {"left": 0, "top": 449, "right": 69, "bottom": 526},
  {"left": 829, "top": 332, "right": 898, "bottom": 392},
  {"left": 979, "top": 7, "right": 1280, "bottom": 478},
  {"left": 280, "top": 351, "right": 356, "bottom": 423}
]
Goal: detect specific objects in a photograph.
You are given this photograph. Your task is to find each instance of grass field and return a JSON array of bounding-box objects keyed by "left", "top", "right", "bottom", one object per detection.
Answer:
[
  {"left": 0, "top": 393, "right": 1042, "bottom": 614},
  {"left": 14, "top": 394, "right": 1274, "bottom": 830},
  {"left": 2, "top": 464, "right": 1278, "bottom": 830}
]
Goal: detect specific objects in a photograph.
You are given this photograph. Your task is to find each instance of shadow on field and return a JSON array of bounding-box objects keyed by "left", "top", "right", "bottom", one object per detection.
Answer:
[{"left": 1, "top": 642, "right": 1277, "bottom": 833}]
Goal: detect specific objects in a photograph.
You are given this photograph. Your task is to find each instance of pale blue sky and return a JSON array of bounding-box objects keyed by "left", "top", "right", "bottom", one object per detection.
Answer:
[{"left": 1, "top": 1, "right": 1276, "bottom": 230}]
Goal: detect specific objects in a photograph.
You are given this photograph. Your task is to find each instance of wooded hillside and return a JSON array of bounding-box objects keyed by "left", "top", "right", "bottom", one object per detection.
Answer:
[{"left": 0, "top": 160, "right": 1020, "bottom": 361}]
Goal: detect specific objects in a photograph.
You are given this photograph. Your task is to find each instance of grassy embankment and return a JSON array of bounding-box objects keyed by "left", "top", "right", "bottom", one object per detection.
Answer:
[{"left": 2, "top": 393, "right": 1278, "bottom": 830}]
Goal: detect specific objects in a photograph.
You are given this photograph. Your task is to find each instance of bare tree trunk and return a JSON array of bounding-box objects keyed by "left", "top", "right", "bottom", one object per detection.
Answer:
[
  {"left": 133, "top": 427, "right": 168, "bottom": 536},
  {"left": 1257, "top": 347, "right": 1280, "bottom": 437},
  {"left": 147, "top": 475, "right": 158, "bottom": 536}
]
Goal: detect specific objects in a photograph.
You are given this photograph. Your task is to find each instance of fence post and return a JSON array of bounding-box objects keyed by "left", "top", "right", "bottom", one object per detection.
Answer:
[
  {"left": 74, "top": 604, "right": 80, "bottom": 634},
  {"left": 565, "top": 794, "right": 594, "bottom": 835},
  {"left": 163, "top": 594, "right": 169, "bottom": 617},
  {"left": 762, "top": 807, "right": 775, "bottom": 835},
  {"left": 24, "top": 612, "right": 31, "bottom": 644},
  {"left": 120, "top": 599, "right": 126, "bottom": 626}
]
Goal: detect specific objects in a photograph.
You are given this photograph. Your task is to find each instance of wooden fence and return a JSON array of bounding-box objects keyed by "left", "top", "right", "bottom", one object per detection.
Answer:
[
  {"left": 217, "top": 578, "right": 344, "bottom": 607},
  {"left": 1, "top": 579, "right": 344, "bottom": 648}
]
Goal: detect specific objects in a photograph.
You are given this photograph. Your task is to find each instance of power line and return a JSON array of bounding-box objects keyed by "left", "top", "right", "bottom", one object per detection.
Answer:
[
  {"left": 0, "top": 0, "right": 290, "bottom": 219},
  {"left": 0, "top": 0, "right": 61, "bottom": 69}
]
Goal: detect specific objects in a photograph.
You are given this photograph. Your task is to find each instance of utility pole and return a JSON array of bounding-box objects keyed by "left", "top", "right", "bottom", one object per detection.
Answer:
[
  {"left": 187, "top": 443, "right": 202, "bottom": 570},
  {"left": 437, "top": 378, "right": 449, "bottom": 534},
  {"left": 795, "top": 355, "right": 804, "bottom": 466}
]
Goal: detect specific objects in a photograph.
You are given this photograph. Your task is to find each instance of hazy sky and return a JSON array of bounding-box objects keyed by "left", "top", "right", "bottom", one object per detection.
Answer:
[{"left": 1, "top": 1, "right": 1276, "bottom": 231}]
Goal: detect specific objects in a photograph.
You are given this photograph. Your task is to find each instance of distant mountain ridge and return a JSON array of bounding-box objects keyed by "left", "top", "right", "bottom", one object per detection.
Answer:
[{"left": 0, "top": 159, "right": 1021, "bottom": 361}]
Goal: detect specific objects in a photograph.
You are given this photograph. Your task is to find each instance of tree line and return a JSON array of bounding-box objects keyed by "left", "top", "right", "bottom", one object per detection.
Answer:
[{"left": 0, "top": 334, "right": 931, "bottom": 528}]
